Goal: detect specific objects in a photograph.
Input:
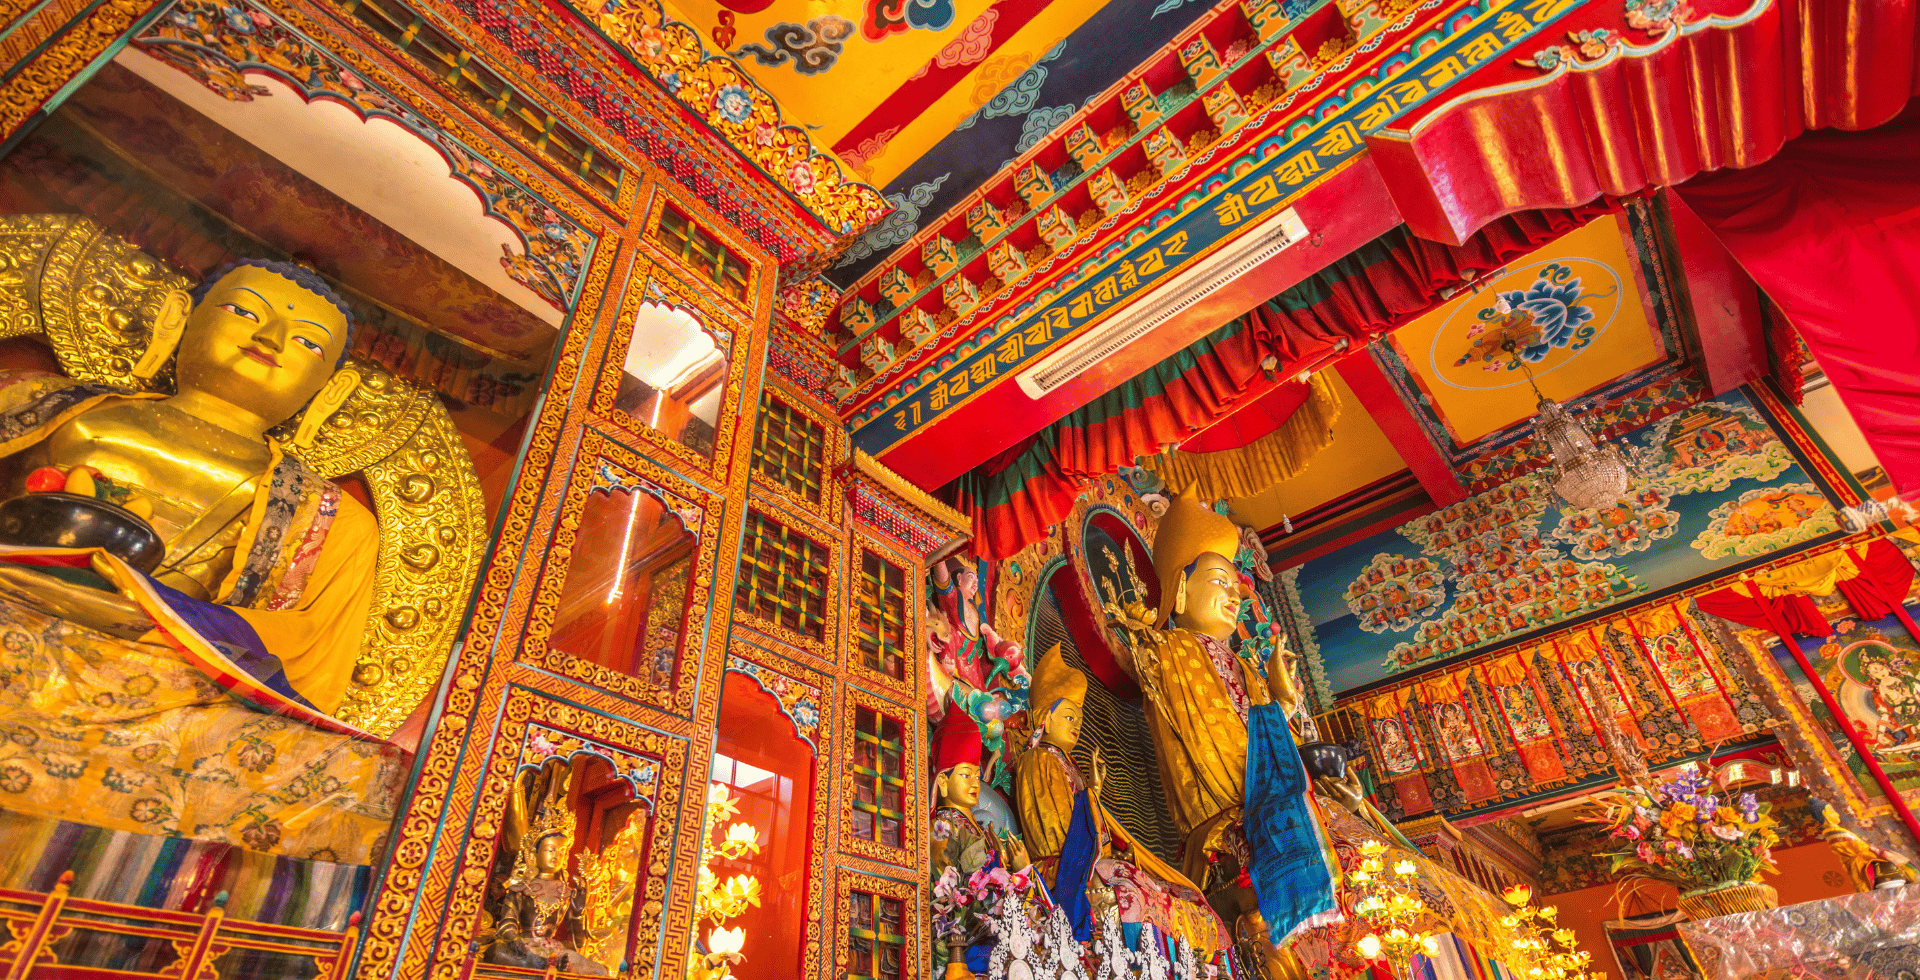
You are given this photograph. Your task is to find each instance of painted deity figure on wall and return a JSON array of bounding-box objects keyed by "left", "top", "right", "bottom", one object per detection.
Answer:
[
  {"left": 929, "top": 557, "right": 1027, "bottom": 693},
  {"left": 485, "top": 760, "right": 605, "bottom": 975},
  {"left": 0, "top": 223, "right": 407, "bottom": 861},
  {"left": 1830, "top": 640, "right": 1920, "bottom": 757}
]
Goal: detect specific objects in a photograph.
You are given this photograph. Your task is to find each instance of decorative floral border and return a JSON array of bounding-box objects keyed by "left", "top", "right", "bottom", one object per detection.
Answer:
[
  {"left": 518, "top": 427, "right": 723, "bottom": 715},
  {"left": 522, "top": 721, "right": 663, "bottom": 808},
  {"left": 723, "top": 653, "right": 825, "bottom": 752},
  {"left": 565, "top": 0, "right": 886, "bottom": 240}
]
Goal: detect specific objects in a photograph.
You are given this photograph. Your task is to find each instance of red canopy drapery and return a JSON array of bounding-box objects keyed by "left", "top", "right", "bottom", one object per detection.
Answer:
[
  {"left": 1674, "top": 105, "right": 1920, "bottom": 493},
  {"left": 948, "top": 201, "right": 1615, "bottom": 559}
]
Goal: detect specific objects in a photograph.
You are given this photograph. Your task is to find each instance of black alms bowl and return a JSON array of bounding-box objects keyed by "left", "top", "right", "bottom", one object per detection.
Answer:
[
  {"left": 0, "top": 492, "right": 165, "bottom": 573},
  {"left": 1298, "top": 740, "right": 1349, "bottom": 781}
]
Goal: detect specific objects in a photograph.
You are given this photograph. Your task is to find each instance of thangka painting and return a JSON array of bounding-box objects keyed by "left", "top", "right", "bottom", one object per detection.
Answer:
[
  {"left": 1769, "top": 614, "right": 1920, "bottom": 801},
  {"left": 1293, "top": 389, "right": 1844, "bottom": 692}
]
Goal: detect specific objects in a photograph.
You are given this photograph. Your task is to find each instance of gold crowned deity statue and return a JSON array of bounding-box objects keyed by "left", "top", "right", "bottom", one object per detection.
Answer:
[
  {"left": 0, "top": 214, "right": 485, "bottom": 863},
  {"left": 1013, "top": 645, "right": 1226, "bottom": 954},
  {"left": 485, "top": 760, "right": 606, "bottom": 975}
]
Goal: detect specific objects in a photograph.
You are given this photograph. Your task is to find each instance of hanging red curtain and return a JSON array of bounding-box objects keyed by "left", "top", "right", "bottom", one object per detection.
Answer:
[
  {"left": 949, "top": 200, "right": 1616, "bottom": 559},
  {"left": 1674, "top": 104, "right": 1920, "bottom": 492}
]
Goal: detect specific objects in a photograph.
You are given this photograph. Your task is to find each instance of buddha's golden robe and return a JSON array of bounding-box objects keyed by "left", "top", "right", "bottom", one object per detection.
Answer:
[
  {"left": 1139, "top": 630, "right": 1266, "bottom": 842},
  {"left": 0, "top": 374, "right": 399, "bottom": 862}
]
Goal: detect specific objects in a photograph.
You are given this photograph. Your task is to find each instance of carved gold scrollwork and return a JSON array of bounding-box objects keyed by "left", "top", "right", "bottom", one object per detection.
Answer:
[{"left": 3, "top": 214, "right": 488, "bottom": 737}]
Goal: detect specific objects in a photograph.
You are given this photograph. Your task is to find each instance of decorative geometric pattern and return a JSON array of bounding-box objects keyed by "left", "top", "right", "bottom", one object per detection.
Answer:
[
  {"left": 653, "top": 204, "right": 751, "bottom": 302},
  {"left": 854, "top": 549, "right": 910, "bottom": 680},
  {"left": 752, "top": 391, "right": 828, "bottom": 504},
  {"left": 735, "top": 509, "right": 831, "bottom": 640},
  {"left": 723, "top": 654, "right": 824, "bottom": 751},
  {"left": 849, "top": 704, "right": 908, "bottom": 848}
]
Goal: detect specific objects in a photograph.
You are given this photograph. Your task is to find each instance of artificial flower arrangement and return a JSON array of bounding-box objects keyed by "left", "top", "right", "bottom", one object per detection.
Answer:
[
  {"left": 1596, "top": 767, "right": 1782, "bottom": 916},
  {"left": 931, "top": 860, "right": 1038, "bottom": 972}
]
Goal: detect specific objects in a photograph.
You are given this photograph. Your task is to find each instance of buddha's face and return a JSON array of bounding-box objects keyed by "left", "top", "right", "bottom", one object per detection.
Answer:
[
  {"left": 176, "top": 266, "right": 350, "bottom": 426},
  {"left": 1181, "top": 553, "right": 1247, "bottom": 641},
  {"left": 1041, "top": 699, "right": 1082, "bottom": 751},
  {"left": 534, "top": 833, "right": 567, "bottom": 875},
  {"left": 937, "top": 762, "right": 980, "bottom": 809}
]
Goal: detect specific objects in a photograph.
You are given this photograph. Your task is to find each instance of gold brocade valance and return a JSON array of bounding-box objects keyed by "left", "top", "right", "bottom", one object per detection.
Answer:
[{"left": 1143, "top": 372, "right": 1341, "bottom": 500}]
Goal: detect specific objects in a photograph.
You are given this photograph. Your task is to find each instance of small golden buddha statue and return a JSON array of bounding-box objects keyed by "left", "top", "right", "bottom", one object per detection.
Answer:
[
  {"left": 487, "top": 763, "right": 606, "bottom": 975},
  {"left": 1013, "top": 645, "right": 1225, "bottom": 954}
]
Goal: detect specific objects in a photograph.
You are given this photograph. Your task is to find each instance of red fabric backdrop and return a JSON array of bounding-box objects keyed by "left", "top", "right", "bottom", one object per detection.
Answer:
[{"left": 1675, "top": 104, "right": 1920, "bottom": 492}]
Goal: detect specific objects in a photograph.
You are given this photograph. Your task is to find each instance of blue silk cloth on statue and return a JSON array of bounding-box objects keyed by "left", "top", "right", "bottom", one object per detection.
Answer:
[
  {"left": 1055, "top": 788, "right": 1100, "bottom": 941},
  {"left": 1244, "top": 701, "right": 1339, "bottom": 945}
]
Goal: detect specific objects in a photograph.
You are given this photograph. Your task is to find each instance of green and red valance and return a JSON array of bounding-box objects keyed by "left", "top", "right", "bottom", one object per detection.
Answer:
[{"left": 947, "top": 201, "right": 1615, "bottom": 560}]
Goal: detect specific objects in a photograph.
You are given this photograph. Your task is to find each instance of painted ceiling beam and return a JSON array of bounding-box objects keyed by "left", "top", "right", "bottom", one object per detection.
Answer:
[
  {"left": 873, "top": 159, "right": 1405, "bottom": 490},
  {"left": 1338, "top": 348, "right": 1469, "bottom": 508}
]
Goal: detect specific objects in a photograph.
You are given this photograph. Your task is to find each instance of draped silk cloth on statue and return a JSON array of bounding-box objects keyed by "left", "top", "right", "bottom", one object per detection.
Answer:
[
  {"left": 0, "top": 375, "right": 401, "bottom": 862},
  {"left": 1139, "top": 631, "right": 1267, "bottom": 847},
  {"left": 1014, "top": 743, "right": 1226, "bottom": 953}
]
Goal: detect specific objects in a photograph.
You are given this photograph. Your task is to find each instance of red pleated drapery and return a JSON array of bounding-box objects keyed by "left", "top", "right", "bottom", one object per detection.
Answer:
[
  {"left": 948, "top": 201, "right": 1616, "bottom": 559},
  {"left": 1675, "top": 105, "right": 1920, "bottom": 493}
]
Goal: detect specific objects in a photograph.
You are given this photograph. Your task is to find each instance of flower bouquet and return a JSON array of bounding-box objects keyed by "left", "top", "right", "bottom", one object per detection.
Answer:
[
  {"left": 931, "top": 864, "right": 1035, "bottom": 977},
  {"left": 1596, "top": 768, "right": 1781, "bottom": 918}
]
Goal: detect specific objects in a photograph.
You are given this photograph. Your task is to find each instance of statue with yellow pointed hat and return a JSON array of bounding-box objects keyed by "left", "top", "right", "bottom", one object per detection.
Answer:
[
  {"left": 1012, "top": 643, "right": 1228, "bottom": 955},
  {"left": 1103, "top": 491, "right": 1332, "bottom": 964}
]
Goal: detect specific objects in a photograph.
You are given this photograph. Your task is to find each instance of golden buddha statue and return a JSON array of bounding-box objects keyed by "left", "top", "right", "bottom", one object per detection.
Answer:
[
  {"left": 0, "top": 214, "right": 487, "bottom": 863},
  {"left": 1105, "top": 494, "right": 1297, "bottom": 874},
  {"left": 1013, "top": 645, "right": 1226, "bottom": 955},
  {"left": 486, "top": 761, "right": 606, "bottom": 975}
]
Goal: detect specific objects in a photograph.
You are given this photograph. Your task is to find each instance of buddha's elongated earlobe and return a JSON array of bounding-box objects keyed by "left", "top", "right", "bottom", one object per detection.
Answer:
[
  {"left": 293, "top": 368, "right": 360, "bottom": 448},
  {"left": 132, "top": 289, "right": 192, "bottom": 382},
  {"left": 1173, "top": 570, "right": 1189, "bottom": 616}
]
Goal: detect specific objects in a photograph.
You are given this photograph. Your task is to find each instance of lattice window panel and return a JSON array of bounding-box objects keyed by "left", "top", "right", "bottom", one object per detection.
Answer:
[
  {"left": 1034, "top": 582, "right": 1181, "bottom": 866},
  {"left": 849, "top": 706, "right": 906, "bottom": 848},
  {"left": 735, "top": 510, "right": 829, "bottom": 639},
  {"left": 847, "top": 890, "right": 906, "bottom": 980},
  {"left": 854, "top": 550, "right": 908, "bottom": 680},
  {"left": 753, "top": 392, "right": 827, "bottom": 503},
  {"left": 655, "top": 206, "right": 750, "bottom": 301}
]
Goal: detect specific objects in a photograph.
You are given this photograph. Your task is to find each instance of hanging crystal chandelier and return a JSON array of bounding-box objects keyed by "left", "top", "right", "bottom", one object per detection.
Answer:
[{"left": 1502, "top": 340, "right": 1632, "bottom": 512}]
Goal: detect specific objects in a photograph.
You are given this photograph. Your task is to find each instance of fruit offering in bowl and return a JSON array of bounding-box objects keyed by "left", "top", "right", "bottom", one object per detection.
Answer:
[{"left": 0, "top": 466, "right": 165, "bottom": 573}]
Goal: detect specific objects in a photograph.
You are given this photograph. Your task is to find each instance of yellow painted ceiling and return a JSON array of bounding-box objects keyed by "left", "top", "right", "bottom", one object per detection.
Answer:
[
  {"left": 1228, "top": 368, "right": 1408, "bottom": 531},
  {"left": 1386, "top": 213, "right": 1665, "bottom": 446},
  {"left": 659, "top": 0, "right": 1113, "bottom": 187}
]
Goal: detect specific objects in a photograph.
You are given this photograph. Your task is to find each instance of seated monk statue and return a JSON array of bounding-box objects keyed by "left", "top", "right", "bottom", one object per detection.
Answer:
[
  {"left": 0, "top": 242, "right": 407, "bottom": 863},
  {"left": 1014, "top": 644, "right": 1227, "bottom": 955}
]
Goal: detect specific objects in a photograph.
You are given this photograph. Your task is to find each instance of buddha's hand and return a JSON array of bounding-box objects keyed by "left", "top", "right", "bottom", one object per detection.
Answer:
[
  {"left": 1313, "top": 771, "right": 1366, "bottom": 813},
  {"left": 1265, "top": 643, "right": 1302, "bottom": 715},
  {"left": 1090, "top": 746, "right": 1108, "bottom": 801},
  {"left": 0, "top": 558, "right": 153, "bottom": 639}
]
